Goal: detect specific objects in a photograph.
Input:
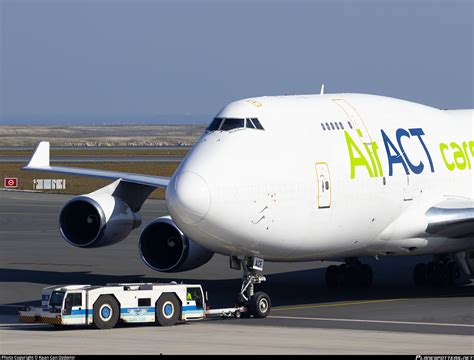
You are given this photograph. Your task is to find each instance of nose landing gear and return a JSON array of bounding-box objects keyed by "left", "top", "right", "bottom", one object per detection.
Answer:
[{"left": 233, "top": 257, "right": 271, "bottom": 318}]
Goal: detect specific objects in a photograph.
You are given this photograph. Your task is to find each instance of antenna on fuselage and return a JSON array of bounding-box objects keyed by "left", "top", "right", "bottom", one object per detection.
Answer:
[{"left": 320, "top": 84, "right": 325, "bottom": 95}]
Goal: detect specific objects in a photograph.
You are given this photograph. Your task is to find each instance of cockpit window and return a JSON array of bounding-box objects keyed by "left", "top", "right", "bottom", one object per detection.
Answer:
[
  {"left": 220, "top": 118, "right": 245, "bottom": 131},
  {"left": 206, "top": 117, "right": 223, "bottom": 131},
  {"left": 251, "top": 118, "right": 264, "bottom": 130},
  {"left": 206, "top": 117, "right": 265, "bottom": 132},
  {"left": 246, "top": 118, "right": 256, "bottom": 129}
]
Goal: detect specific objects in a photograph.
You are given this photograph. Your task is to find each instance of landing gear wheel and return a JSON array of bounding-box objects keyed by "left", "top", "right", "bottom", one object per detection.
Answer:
[
  {"left": 93, "top": 295, "right": 120, "bottom": 329},
  {"left": 413, "top": 263, "right": 427, "bottom": 287},
  {"left": 325, "top": 265, "right": 341, "bottom": 289},
  {"left": 155, "top": 293, "right": 181, "bottom": 326},
  {"left": 249, "top": 292, "right": 271, "bottom": 318},
  {"left": 359, "top": 264, "right": 373, "bottom": 288},
  {"left": 448, "top": 262, "right": 460, "bottom": 286}
]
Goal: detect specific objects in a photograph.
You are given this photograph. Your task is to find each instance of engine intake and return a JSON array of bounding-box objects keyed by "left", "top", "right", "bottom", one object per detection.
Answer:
[
  {"left": 139, "top": 216, "right": 213, "bottom": 272},
  {"left": 59, "top": 195, "right": 141, "bottom": 248}
]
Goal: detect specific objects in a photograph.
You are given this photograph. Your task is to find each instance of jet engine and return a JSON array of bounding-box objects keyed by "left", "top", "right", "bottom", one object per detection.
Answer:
[
  {"left": 139, "top": 216, "right": 213, "bottom": 272},
  {"left": 59, "top": 194, "right": 141, "bottom": 248}
]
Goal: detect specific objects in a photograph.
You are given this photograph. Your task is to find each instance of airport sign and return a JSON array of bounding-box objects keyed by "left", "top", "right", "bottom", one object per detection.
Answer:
[{"left": 4, "top": 177, "right": 18, "bottom": 188}]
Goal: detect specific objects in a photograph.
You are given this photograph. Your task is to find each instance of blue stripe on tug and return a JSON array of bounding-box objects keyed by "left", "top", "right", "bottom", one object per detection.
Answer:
[{"left": 66, "top": 306, "right": 204, "bottom": 318}]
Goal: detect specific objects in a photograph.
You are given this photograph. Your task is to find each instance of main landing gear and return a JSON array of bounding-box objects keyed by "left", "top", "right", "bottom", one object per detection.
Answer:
[
  {"left": 413, "top": 257, "right": 460, "bottom": 287},
  {"left": 325, "top": 258, "right": 373, "bottom": 289},
  {"left": 232, "top": 257, "right": 271, "bottom": 318}
]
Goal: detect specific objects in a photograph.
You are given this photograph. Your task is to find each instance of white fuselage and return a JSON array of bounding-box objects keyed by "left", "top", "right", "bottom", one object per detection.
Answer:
[{"left": 166, "top": 94, "right": 473, "bottom": 261}]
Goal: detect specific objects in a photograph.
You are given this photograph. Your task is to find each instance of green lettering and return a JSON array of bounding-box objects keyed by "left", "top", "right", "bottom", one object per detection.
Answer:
[
  {"left": 372, "top": 142, "right": 384, "bottom": 177},
  {"left": 364, "top": 143, "right": 378, "bottom": 177},
  {"left": 452, "top": 142, "right": 467, "bottom": 170},
  {"left": 462, "top": 141, "right": 472, "bottom": 169},
  {"left": 345, "top": 131, "right": 374, "bottom": 179},
  {"left": 440, "top": 143, "right": 455, "bottom": 171}
]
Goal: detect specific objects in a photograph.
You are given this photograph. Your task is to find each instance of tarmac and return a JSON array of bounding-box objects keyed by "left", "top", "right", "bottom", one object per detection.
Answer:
[{"left": 1, "top": 190, "right": 473, "bottom": 354}]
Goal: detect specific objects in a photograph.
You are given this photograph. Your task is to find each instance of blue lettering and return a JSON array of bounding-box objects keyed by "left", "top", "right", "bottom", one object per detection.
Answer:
[
  {"left": 396, "top": 128, "right": 424, "bottom": 174},
  {"left": 409, "top": 128, "right": 434, "bottom": 172},
  {"left": 381, "top": 130, "right": 409, "bottom": 176}
]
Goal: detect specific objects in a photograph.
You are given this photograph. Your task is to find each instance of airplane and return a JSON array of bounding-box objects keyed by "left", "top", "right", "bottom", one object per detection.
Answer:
[{"left": 23, "top": 93, "right": 474, "bottom": 317}]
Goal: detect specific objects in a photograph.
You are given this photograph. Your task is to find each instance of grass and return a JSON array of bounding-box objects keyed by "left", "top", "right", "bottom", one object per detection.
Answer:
[
  {"left": 0, "top": 148, "right": 190, "bottom": 156},
  {"left": 0, "top": 162, "right": 180, "bottom": 199}
]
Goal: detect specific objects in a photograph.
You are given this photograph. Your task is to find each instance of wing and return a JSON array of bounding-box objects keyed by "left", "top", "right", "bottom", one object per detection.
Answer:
[
  {"left": 426, "top": 198, "right": 474, "bottom": 238},
  {"left": 22, "top": 141, "right": 170, "bottom": 188}
]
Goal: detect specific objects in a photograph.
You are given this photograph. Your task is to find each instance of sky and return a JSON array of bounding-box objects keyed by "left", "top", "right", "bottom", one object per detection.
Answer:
[{"left": 0, "top": 0, "right": 473, "bottom": 124}]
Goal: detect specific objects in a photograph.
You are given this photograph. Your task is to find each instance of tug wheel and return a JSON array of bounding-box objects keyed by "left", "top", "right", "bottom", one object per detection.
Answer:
[{"left": 93, "top": 295, "right": 120, "bottom": 329}]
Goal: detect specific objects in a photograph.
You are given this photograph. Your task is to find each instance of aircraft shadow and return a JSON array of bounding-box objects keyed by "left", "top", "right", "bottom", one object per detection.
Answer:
[{"left": 1, "top": 260, "right": 472, "bottom": 310}]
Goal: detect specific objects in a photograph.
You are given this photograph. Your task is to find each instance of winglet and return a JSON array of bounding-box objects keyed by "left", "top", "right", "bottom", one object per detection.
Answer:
[{"left": 26, "top": 141, "right": 50, "bottom": 168}]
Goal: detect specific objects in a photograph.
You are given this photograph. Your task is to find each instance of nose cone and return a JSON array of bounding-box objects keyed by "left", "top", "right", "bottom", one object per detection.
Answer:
[{"left": 166, "top": 171, "right": 211, "bottom": 224}]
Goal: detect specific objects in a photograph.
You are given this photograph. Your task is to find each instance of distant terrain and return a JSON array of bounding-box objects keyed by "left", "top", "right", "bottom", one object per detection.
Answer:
[{"left": 0, "top": 125, "right": 205, "bottom": 147}]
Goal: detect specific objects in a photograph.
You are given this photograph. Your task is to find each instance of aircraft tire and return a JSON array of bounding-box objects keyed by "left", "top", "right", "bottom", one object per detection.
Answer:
[
  {"left": 325, "top": 265, "right": 341, "bottom": 289},
  {"left": 359, "top": 264, "right": 373, "bottom": 288},
  {"left": 249, "top": 292, "right": 271, "bottom": 318},
  {"left": 413, "top": 263, "right": 427, "bottom": 287}
]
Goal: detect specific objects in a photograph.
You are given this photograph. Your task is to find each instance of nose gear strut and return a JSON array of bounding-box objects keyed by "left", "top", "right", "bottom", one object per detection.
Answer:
[{"left": 233, "top": 257, "right": 271, "bottom": 318}]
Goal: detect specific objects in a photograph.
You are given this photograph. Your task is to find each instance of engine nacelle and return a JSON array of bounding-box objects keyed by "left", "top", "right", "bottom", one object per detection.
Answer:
[
  {"left": 139, "top": 216, "right": 213, "bottom": 272},
  {"left": 59, "top": 194, "right": 141, "bottom": 248}
]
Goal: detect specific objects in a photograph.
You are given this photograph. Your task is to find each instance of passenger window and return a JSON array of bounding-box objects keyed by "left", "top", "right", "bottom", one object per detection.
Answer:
[
  {"left": 246, "top": 118, "right": 256, "bottom": 129},
  {"left": 348, "top": 121, "right": 353, "bottom": 129},
  {"left": 335, "top": 122, "right": 340, "bottom": 130},
  {"left": 321, "top": 123, "right": 326, "bottom": 130},
  {"left": 325, "top": 122, "right": 330, "bottom": 130},
  {"left": 339, "top": 122, "right": 344, "bottom": 130},
  {"left": 207, "top": 118, "right": 223, "bottom": 131},
  {"left": 330, "top": 123, "right": 335, "bottom": 130},
  {"left": 220, "top": 118, "right": 245, "bottom": 131}
]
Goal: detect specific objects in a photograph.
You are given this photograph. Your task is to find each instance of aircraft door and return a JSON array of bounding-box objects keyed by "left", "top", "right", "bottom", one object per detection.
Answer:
[
  {"left": 315, "top": 163, "right": 331, "bottom": 208},
  {"left": 333, "top": 98, "right": 373, "bottom": 144}
]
